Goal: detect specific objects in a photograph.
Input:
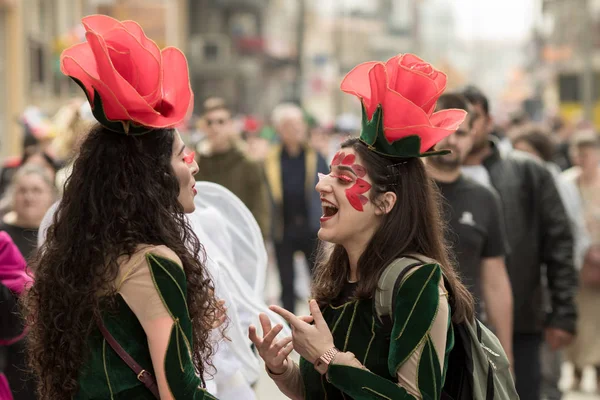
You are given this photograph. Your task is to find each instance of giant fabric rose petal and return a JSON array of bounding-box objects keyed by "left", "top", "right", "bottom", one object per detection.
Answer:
[
  {"left": 341, "top": 53, "right": 466, "bottom": 157},
  {"left": 385, "top": 54, "right": 447, "bottom": 116},
  {"left": 60, "top": 14, "right": 193, "bottom": 134}
]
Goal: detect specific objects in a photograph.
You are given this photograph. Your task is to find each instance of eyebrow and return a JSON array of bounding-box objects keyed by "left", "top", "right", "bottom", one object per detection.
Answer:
[
  {"left": 336, "top": 165, "right": 357, "bottom": 176},
  {"left": 177, "top": 144, "right": 186, "bottom": 156}
]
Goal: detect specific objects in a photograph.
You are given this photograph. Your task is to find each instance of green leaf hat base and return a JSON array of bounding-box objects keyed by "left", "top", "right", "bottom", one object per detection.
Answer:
[{"left": 359, "top": 104, "right": 450, "bottom": 159}]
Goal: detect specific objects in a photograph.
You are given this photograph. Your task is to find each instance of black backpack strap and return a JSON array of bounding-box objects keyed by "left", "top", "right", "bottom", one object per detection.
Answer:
[{"left": 375, "top": 253, "right": 439, "bottom": 329}]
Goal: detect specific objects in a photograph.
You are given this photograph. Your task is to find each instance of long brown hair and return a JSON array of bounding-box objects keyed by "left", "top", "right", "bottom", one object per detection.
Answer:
[
  {"left": 312, "top": 138, "right": 474, "bottom": 323},
  {"left": 23, "top": 125, "right": 221, "bottom": 399}
]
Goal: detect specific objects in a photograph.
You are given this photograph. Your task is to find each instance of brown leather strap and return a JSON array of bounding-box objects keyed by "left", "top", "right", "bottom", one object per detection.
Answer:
[{"left": 96, "top": 319, "right": 160, "bottom": 399}]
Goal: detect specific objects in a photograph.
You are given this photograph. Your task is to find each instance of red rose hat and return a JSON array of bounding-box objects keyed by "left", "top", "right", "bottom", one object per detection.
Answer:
[
  {"left": 341, "top": 54, "right": 467, "bottom": 158},
  {"left": 60, "top": 14, "right": 193, "bottom": 135}
]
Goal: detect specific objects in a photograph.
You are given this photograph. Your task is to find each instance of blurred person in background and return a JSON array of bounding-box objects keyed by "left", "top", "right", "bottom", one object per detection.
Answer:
[
  {"left": 0, "top": 165, "right": 57, "bottom": 261},
  {"left": 462, "top": 85, "right": 512, "bottom": 156},
  {"left": 0, "top": 232, "right": 34, "bottom": 400},
  {"left": 195, "top": 97, "right": 271, "bottom": 237},
  {"left": 426, "top": 93, "right": 513, "bottom": 362},
  {"left": 462, "top": 86, "right": 578, "bottom": 400},
  {"left": 562, "top": 131, "right": 600, "bottom": 393},
  {"left": 549, "top": 116, "right": 575, "bottom": 171},
  {"left": 512, "top": 126, "right": 590, "bottom": 400},
  {"left": 264, "top": 103, "right": 328, "bottom": 313},
  {"left": 50, "top": 99, "right": 96, "bottom": 193}
]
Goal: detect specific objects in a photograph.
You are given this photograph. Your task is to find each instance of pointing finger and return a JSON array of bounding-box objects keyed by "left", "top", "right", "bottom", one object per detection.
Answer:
[{"left": 269, "top": 305, "right": 305, "bottom": 330}]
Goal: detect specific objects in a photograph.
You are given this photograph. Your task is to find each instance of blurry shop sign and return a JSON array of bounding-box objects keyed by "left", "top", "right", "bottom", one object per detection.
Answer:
[{"left": 95, "top": 0, "right": 168, "bottom": 48}]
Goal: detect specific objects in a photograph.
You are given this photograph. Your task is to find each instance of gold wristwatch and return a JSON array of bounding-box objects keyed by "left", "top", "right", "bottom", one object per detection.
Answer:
[{"left": 314, "top": 347, "right": 340, "bottom": 375}]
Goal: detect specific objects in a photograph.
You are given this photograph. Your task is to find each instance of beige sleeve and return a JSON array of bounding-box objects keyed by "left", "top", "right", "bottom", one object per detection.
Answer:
[
  {"left": 266, "top": 359, "right": 305, "bottom": 400},
  {"left": 395, "top": 277, "right": 449, "bottom": 398},
  {"left": 116, "top": 245, "right": 183, "bottom": 322}
]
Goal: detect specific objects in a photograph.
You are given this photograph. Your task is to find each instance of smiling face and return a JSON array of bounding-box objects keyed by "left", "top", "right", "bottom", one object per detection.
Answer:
[
  {"left": 315, "top": 148, "right": 392, "bottom": 249},
  {"left": 171, "top": 131, "right": 199, "bottom": 213}
]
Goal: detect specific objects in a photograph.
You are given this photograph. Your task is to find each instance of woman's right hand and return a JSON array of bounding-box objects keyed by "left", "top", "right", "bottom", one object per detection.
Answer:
[{"left": 249, "top": 313, "right": 294, "bottom": 374}]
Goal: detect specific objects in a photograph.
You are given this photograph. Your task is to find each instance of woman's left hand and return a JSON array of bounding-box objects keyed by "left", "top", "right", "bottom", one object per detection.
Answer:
[{"left": 269, "top": 299, "right": 335, "bottom": 364}]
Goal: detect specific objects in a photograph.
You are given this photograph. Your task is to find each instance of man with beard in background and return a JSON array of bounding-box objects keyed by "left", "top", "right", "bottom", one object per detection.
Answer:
[
  {"left": 426, "top": 93, "right": 514, "bottom": 364},
  {"left": 462, "top": 86, "right": 578, "bottom": 400}
]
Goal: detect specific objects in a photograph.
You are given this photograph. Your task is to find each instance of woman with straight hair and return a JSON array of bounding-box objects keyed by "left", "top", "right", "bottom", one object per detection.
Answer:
[{"left": 250, "top": 54, "right": 476, "bottom": 399}]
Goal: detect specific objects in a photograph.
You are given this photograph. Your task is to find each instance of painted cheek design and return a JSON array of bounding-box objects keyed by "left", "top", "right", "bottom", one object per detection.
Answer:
[
  {"left": 346, "top": 178, "right": 371, "bottom": 212},
  {"left": 183, "top": 151, "right": 196, "bottom": 164}
]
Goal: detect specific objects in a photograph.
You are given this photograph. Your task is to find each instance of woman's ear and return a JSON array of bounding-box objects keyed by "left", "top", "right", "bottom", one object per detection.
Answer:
[{"left": 375, "top": 191, "right": 397, "bottom": 216}]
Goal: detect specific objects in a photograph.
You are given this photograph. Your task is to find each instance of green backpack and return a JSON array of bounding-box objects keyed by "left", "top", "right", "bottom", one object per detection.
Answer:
[{"left": 375, "top": 254, "right": 519, "bottom": 400}]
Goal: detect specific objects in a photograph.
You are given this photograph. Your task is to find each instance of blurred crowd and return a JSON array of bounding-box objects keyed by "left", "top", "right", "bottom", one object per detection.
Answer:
[{"left": 1, "top": 84, "right": 600, "bottom": 399}]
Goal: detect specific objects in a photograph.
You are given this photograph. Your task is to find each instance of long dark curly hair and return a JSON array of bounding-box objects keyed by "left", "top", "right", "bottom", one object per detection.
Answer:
[{"left": 23, "top": 124, "right": 220, "bottom": 399}]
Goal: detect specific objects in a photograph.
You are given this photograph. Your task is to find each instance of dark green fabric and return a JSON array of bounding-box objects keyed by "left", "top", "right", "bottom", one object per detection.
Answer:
[
  {"left": 75, "top": 253, "right": 216, "bottom": 399},
  {"left": 388, "top": 264, "right": 441, "bottom": 375},
  {"left": 359, "top": 104, "right": 449, "bottom": 159},
  {"left": 301, "top": 263, "right": 452, "bottom": 399},
  {"left": 147, "top": 254, "right": 215, "bottom": 399}
]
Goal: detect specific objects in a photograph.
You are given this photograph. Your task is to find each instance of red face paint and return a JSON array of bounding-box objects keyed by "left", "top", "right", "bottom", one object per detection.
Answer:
[
  {"left": 346, "top": 178, "right": 371, "bottom": 212},
  {"left": 352, "top": 164, "right": 366, "bottom": 178},
  {"left": 330, "top": 150, "right": 371, "bottom": 210},
  {"left": 332, "top": 151, "right": 345, "bottom": 166},
  {"left": 341, "top": 153, "right": 355, "bottom": 165},
  {"left": 183, "top": 151, "right": 195, "bottom": 164}
]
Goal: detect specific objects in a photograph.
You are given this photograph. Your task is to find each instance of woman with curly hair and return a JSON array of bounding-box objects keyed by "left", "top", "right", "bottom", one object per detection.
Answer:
[{"left": 23, "top": 15, "right": 222, "bottom": 399}]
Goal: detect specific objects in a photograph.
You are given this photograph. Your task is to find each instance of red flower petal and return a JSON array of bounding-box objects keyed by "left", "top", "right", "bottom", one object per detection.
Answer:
[
  {"left": 60, "top": 42, "right": 97, "bottom": 103},
  {"left": 106, "top": 45, "right": 140, "bottom": 91},
  {"left": 120, "top": 20, "right": 163, "bottom": 107},
  {"left": 61, "top": 54, "right": 133, "bottom": 122},
  {"left": 381, "top": 89, "right": 430, "bottom": 136},
  {"left": 101, "top": 27, "right": 162, "bottom": 102},
  {"left": 81, "top": 14, "right": 122, "bottom": 35},
  {"left": 352, "top": 164, "right": 366, "bottom": 178},
  {"left": 340, "top": 62, "right": 387, "bottom": 121},
  {"left": 385, "top": 54, "right": 447, "bottom": 115},
  {"left": 359, "top": 195, "right": 369, "bottom": 206},
  {"left": 120, "top": 20, "right": 162, "bottom": 63},
  {"left": 342, "top": 153, "right": 355, "bottom": 165},
  {"left": 331, "top": 151, "right": 345, "bottom": 166},
  {"left": 85, "top": 31, "right": 161, "bottom": 124},
  {"left": 128, "top": 47, "right": 192, "bottom": 128},
  {"left": 429, "top": 109, "right": 467, "bottom": 130}
]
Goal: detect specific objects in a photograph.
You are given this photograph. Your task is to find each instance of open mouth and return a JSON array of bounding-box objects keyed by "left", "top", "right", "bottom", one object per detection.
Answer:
[
  {"left": 321, "top": 199, "right": 338, "bottom": 221},
  {"left": 192, "top": 183, "right": 197, "bottom": 195}
]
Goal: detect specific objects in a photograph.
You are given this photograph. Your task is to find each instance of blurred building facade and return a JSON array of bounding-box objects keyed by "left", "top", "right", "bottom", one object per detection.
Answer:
[
  {"left": 1, "top": 0, "right": 440, "bottom": 158},
  {"left": 534, "top": 0, "right": 600, "bottom": 126}
]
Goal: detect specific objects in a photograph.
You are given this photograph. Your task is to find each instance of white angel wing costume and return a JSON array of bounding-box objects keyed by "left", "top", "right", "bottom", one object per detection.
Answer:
[{"left": 188, "top": 182, "right": 291, "bottom": 388}]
